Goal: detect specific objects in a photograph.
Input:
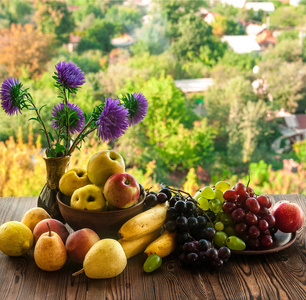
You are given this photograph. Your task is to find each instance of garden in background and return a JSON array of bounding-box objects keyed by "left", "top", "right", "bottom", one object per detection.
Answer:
[{"left": 0, "top": 0, "right": 305, "bottom": 197}]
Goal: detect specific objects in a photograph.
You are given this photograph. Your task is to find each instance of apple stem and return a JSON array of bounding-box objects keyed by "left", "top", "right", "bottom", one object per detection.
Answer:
[
  {"left": 72, "top": 268, "right": 85, "bottom": 277},
  {"left": 46, "top": 222, "right": 51, "bottom": 237}
]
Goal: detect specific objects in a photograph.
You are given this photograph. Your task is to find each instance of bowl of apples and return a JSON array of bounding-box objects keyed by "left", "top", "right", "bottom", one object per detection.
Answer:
[{"left": 56, "top": 150, "right": 145, "bottom": 238}]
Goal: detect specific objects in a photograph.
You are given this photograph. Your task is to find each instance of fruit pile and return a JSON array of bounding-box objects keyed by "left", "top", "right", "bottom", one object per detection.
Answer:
[{"left": 59, "top": 149, "right": 142, "bottom": 211}]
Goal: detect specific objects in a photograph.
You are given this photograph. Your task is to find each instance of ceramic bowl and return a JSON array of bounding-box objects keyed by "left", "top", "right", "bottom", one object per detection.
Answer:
[{"left": 57, "top": 190, "right": 145, "bottom": 238}]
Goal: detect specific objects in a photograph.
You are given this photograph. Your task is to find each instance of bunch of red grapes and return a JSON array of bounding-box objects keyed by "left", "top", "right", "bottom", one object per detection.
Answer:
[{"left": 222, "top": 183, "right": 278, "bottom": 249}]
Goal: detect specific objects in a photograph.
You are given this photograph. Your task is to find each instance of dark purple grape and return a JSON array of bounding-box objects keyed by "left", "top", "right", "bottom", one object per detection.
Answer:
[
  {"left": 159, "top": 188, "right": 172, "bottom": 200},
  {"left": 179, "top": 253, "right": 188, "bottom": 265},
  {"left": 211, "top": 257, "right": 224, "bottom": 270},
  {"left": 166, "top": 207, "right": 178, "bottom": 221},
  {"left": 197, "top": 239, "right": 212, "bottom": 251},
  {"left": 165, "top": 220, "right": 177, "bottom": 233},
  {"left": 231, "top": 208, "right": 246, "bottom": 224},
  {"left": 187, "top": 252, "right": 199, "bottom": 266},
  {"left": 197, "top": 216, "right": 208, "bottom": 228},
  {"left": 197, "top": 250, "right": 206, "bottom": 263},
  {"left": 245, "top": 198, "right": 260, "bottom": 213},
  {"left": 174, "top": 200, "right": 187, "bottom": 213},
  {"left": 183, "top": 242, "right": 196, "bottom": 254},
  {"left": 204, "top": 210, "right": 216, "bottom": 222},
  {"left": 205, "top": 248, "right": 218, "bottom": 261},
  {"left": 169, "top": 194, "right": 180, "bottom": 207},
  {"left": 248, "top": 238, "right": 260, "bottom": 250},
  {"left": 144, "top": 194, "right": 158, "bottom": 208},
  {"left": 257, "top": 206, "right": 269, "bottom": 217},
  {"left": 186, "top": 201, "right": 196, "bottom": 214},
  {"left": 188, "top": 217, "right": 198, "bottom": 230},
  {"left": 235, "top": 222, "right": 248, "bottom": 235},
  {"left": 177, "top": 232, "right": 189, "bottom": 245},
  {"left": 218, "top": 247, "right": 231, "bottom": 261},
  {"left": 270, "top": 226, "right": 278, "bottom": 235},
  {"left": 157, "top": 192, "right": 168, "bottom": 203},
  {"left": 176, "top": 216, "right": 188, "bottom": 231},
  {"left": 200, "top": 227, "right": 216, "bottom": 241}
]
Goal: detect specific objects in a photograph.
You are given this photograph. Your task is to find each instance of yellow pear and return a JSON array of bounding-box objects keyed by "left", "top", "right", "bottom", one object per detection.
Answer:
[
  {"left": 87, "top": 150, "right": 125, "bottom": 190},
  {"left": 21, "top": 207, "right": 51, "bottom": 232},
  {"left": 73, "top": 239, "right": 127, "bottom": 279},
  {"left": 34, "top": 222, "right": 67, "bottom": 271}
]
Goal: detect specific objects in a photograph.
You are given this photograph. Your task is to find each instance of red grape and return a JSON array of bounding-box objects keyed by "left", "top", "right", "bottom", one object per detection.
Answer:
[
  {"left": 248, "top": 225, "right": 260, "bottom": 239},
  {"left": 257, "top": 195, "right": 272, "bottom": 208},
  {"left": 261, "top": 214, "right": 276, "bottom": 228},
  {"left": 245, "top": 212, "right": 258, "bottom": 226},
  {"left": 235, "top": 182, "right": 246, "bottom": 195},
  {"left": 235, "top": 222, "right": 248, "bottom": 235},
  {"left": 222, "top": 201, "right": 237, "bottom": 214},
  {"left": 245, "top": 197, "right": 260, "bottom": 213},
  {"left": 223, "top": 190, "right": 238, "bottom": 202},
  {"left": 260, "top": 234, "right": 273, "bottom": 248},
  {"left": 231, "top": 208, "right": 246, "bottom": 223},
  {"left": 258, "top": 219, "right": 269, "bottom": 232},
  {"left": 248, "top": 238, "right": 260, "bottom": 250}
]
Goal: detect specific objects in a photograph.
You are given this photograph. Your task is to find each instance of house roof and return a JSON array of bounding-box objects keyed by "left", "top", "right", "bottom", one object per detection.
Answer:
[
  {"left": 255, "top": 29, "right": 277, "bottom": 44},
  {"left": 174, "top": 78, "right": 214, "bottom": 93},
  {"left": 246, "top": 23, "right": 266, "bottom": 36},
  {"left": 222, "top": 35, "right": 261, "bottom": 54},
  {"left": 245, "top": 2, "right": 275, "bottom": 13},
  {"left": 111, "top": 34, "right": 137, "bottom": 47}
]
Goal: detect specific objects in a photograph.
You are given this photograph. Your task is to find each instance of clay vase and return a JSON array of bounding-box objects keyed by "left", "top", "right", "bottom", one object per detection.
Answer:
[{"left": 37, "top": 155, "right": 70, "bottom": 222}]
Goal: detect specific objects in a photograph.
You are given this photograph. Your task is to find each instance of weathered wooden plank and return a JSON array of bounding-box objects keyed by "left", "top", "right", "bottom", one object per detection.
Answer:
[{"left": 0, "top": 195, "right": 305, "bottom": 300}]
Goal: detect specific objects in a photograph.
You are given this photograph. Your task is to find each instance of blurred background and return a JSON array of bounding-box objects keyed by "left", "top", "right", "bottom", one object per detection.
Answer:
[{"left": 0, "top": 0, "right": 305, "bottom": 197}]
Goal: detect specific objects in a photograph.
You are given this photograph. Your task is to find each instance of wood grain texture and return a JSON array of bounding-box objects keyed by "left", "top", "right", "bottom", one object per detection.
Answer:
[{"left": 0, "top": 195, "right": 305, "bottom": 300}]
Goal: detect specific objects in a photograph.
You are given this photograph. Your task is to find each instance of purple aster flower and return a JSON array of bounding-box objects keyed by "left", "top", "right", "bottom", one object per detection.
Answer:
[
  {"left": 55, "top": 61, "right": 85, "bottom": 89},
  {"left": 52, "top": 102, "right": 85, "bottom": 134},
  {"left": 0, "top": 77, "right": 22, "bottom": 115},
  {"left": 128, "top": 92, "right": 148, "bottom": 126},
  {"left": 96, "top": 98, "right": 129, "bottom": 141}
]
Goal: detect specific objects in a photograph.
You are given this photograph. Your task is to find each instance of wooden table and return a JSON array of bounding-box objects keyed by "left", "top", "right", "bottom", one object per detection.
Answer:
[{"left": 0, "top": 194, "right": 305, "bottom": 300}]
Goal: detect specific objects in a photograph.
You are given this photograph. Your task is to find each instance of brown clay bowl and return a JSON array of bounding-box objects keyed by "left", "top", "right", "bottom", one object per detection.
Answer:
[{"left": 57, "top": 191, "right": 145, "bottom": 238}]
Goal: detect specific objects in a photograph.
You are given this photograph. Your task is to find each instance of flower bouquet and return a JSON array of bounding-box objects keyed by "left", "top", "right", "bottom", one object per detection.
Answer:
[{"left": 0, "top": 61, "right": 148, "bottom": 219}]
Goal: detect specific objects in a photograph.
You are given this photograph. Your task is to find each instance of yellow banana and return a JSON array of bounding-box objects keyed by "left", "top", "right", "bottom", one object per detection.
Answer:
[
  {"left": 144, "top": 230, "right": 177, "bottom": 258},
  {"left": 118, "top": 229, "right": 161, "bottom": 259},
  {"left": 118, "top": 203, "right": 169, "bottom": 240}
]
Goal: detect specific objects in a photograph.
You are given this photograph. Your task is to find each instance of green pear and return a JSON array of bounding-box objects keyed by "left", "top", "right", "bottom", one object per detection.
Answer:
[{"left": 73, "top": 239, "right": 127, "bottom": 279}]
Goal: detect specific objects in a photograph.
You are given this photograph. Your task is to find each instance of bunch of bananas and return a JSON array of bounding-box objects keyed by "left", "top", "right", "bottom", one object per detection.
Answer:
[{"left": 118, "top": 202, "right": 177, "bottom": 259}]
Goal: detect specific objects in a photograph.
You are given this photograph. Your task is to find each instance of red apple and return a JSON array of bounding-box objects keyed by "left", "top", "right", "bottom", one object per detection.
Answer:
[
  {"left": 271, "top": 201, "right": 305, "bottom": 233},
  {"left": 66, "top": 228, "right": 100, "bottom": 264},
  {"left": 33, "top": 218, "right": 69, "bottom": 244},
  {"left": 103, "top": 172, "right": 140, "bottom": 209}
]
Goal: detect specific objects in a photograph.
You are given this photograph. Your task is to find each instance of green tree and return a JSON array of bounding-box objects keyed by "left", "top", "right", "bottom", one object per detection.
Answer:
[
  {"left": 270, "top": 5, "right": 306, "bottom": 28},
  {"left": 34, "top": 0, "right": 75, "bottom": 44},
  {"left": 77, "top": 19, "right": 115, "bottom": 54}
]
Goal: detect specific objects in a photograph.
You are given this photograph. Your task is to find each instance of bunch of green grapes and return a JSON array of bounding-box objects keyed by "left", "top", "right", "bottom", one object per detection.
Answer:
[{"left": 193, "top": 181, "right": 246, "bottom": 251}]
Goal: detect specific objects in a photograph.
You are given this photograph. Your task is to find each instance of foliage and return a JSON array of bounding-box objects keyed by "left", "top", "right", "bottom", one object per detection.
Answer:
[
  {"left": 77, "top": 19, "right": 115, "bottom": 54},
  {"left": 269, "top": 5, "right": 306, "bottom": 28},
  {"left": 292, "top": 140, "right": 306, "bottom": 163},
  {"left": 105, "top": 5, "right": 143, "bottom": 34},
  {"left": 0, "top": 24, "right": 55, "bottom": 78},
  {"left": 183, "top": 168, "right": 200, "bottom": 196},
  {"left": 34, "top": 0, "right": 75, "bottom": 45},
  {"left": 211, "top": 15, "right": 245, "bottom": 37}
]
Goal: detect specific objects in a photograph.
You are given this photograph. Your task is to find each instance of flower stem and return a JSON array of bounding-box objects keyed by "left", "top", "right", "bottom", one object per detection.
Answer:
[
  {"left": 67, "top": 117, "right": 95, "bottom": 156},
  {"left": 24, "top": 93, "right": 52, "bottom": 151},
  {"left": 63, "top": 88, "right": 70, "bottom": 155}
]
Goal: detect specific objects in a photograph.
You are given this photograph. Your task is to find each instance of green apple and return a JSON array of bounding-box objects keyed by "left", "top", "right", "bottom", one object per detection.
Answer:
[
  {"left": 87, "top": 150, "right": 125, "bottom": 190},
  {"left": 71, "top": 185, "right": 106, "bottom": 211},
  {"left": 59, "top": 168, "right": 91, "bottom": 197}
]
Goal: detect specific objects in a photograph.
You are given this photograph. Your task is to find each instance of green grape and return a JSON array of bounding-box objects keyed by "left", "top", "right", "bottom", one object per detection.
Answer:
[
  {"left": 215, "top": 181, "right": 231, "bottom": 192},
  {"left": 214, "top": 231, "right": 228, "bottom": 248},
  {"left": 209, "top": 198, "right": 222, "bottom": 213},
  {"left": 193, "top": 190, "right": 201, "bottom": 201},
  {"left": 200, "top": 186, "right": 215, "bottom": 200},
  {"left": 143, "top": 254, "right": 162, "bottom": 273},
  {"left": 219, "top": 213, "right": 235, "bottom": 226},
  {"left": 226, "top": 236, "right": 246, "bottom": 251},
  {"left": 215, "top": 189, "right": 225, "bottom": 203},
  {"left": 215, "top": 221, "right": 224, "bottom": 231},
  {"left": 198, "top": 197, "right": 210, "bottom": 210},
  {"left": 223, "top": 226, "right": 236, "bottom": 237}
]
